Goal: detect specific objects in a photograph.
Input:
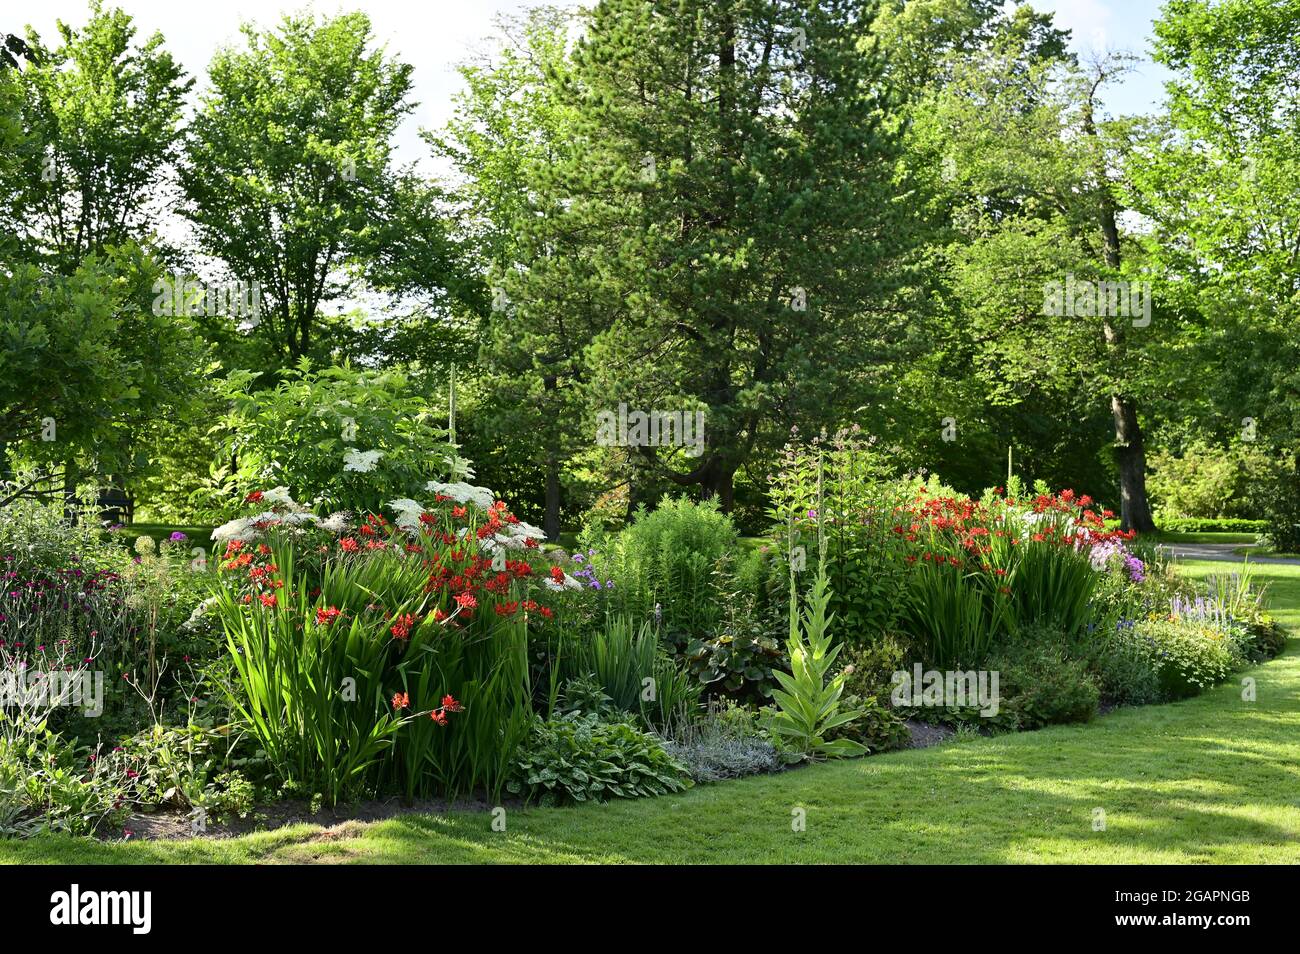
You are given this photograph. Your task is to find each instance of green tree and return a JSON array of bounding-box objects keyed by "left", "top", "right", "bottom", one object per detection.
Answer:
[
  {"left": 912, "top": 41, "right": 1172, "bottom": 529},
  {"left": 10, "top": 1, "right": 191, "bottom": 273},
  {"left": 1134, "top": 0, "right": 1300, "bottom": 446},
  {"left": 431, "top": 7, "right": 590, "bottom": 538},
  {"left": 510, "top": 0, "right": 920, "bottom": 511},
  {"left": 181, "top": 11, "right": 422, "bottom": 363}
]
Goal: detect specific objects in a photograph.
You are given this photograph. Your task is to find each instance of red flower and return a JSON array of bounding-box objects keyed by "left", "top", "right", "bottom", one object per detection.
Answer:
[
  {"left": 390, "top": 613, "right": 416, "bottom": 640},
  {"left": 259, "top": 593, "right": 277, "bottom": 608},
  {"left": 550, "top": 566, "right": 565, "bottom": 584},
  {"left": 430, "top": 709, "right": 448, "bottom": 725},
  {"left": 392, "top": 692, "right": 409, "bottom": 710},
  {"left": 442, "top": 694, "right": 463, "bottom": 712},
  {"left": 245, "top": 491, "right": 264, "bottom": 503},
  {"left": 455, "top": 592, "right": 477, "bottom": 609},
  {"left": 340, "top": 537, "right": 360, "bottom": 553},
  {"left": 316, "top": 606, "right": 343, "bottom": 627}
]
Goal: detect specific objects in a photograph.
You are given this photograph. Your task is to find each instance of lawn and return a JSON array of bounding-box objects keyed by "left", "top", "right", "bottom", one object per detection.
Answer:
[{"left": 4, "top": 561, "right": 1297, "bottom": 866}]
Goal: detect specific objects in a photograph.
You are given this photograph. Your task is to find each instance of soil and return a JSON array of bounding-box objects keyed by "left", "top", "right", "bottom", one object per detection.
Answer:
[
  {"left": 903, "top": 719, "right": 955, "bottom": 749},
  {"left": 118, "top": 794, "right": 502, "bottom": 842}
]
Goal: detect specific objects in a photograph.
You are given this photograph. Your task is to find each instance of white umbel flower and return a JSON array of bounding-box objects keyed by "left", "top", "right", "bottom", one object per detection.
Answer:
[
  {"left": 425, "top": 480, "right": 495, "bottom": 511},
  {"left": 344, "top": 448, "right": 383, "bottom": 473}
]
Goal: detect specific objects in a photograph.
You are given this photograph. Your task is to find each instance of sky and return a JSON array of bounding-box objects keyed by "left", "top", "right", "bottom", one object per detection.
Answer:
[{"left": 14, "top": 0, "right": 1176, "bottom": 175}]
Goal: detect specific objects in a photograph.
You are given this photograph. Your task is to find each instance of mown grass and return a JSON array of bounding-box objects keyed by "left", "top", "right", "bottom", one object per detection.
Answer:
[{"left": 4, "top": 561, "right": 1297, "bottom": 865}]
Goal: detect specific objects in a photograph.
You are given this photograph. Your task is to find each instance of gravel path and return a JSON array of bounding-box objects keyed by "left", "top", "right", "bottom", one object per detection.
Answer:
[{"left": 1158, "top": 542, "right": 1300, "bottom": 565}]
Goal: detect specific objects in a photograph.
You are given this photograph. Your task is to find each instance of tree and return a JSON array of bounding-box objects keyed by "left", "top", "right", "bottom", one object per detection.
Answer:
[
  {"left": 10, "top": 0, "right": 191, "bottom": 273},
  {"left": 0, "top": 5, "right": 205, "bottom": 506},
  {"left": 432, "top": 7, "right": 592, "bottom": 538},
  {"left": 1134, "top": 0, "right": 1300, "bottom": 446},
  {"left": 911, "top": 37, "right": 1172, "bottom": 530},
  {"left": 181, "top": 11, "right": 423, "bottom": 363},
  {"left": 508, "top": 0, "right": 920, "bottom": 511}
]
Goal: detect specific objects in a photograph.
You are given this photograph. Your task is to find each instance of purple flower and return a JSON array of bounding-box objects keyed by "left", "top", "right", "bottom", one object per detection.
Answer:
[{"left": 170, "top": 531, "right": 187, "bottom": 542}]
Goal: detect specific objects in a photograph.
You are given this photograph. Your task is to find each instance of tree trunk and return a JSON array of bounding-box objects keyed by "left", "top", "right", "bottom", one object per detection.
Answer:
[
  {"left": 544, "top": 453, "right": 561, "bottom": 542},
  {"left": 1084, "top": 72, "right": 1155, "bottom": 534},
  {"left": 702, "top": 459, "right": 736, "bottom": 513},
  {"left": 62, "top": 459, "right": 78, "bottom": 523},
  {"left": 1111, "top": 395, "right": 1155, "bottom": 532}
]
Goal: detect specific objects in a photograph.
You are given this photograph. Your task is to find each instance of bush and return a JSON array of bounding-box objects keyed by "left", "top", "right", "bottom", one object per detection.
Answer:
[
  {"left": 210, "top": 362, "right": 460, "bottom": 518},
  {"left": 840, "top": 635, "right": 912, "bottom": 702},
  {"left": 824, "top": 694, "right": 911, "bottom": 752},
  {"left": 581, "top": 496, "right": 738, "bottom": 639},
  {"left": 1245, "top": 617, "right": 1288, "bottom": 660},
  {"left": 1134, "top": 619, "right": 1243, "bottom": 699},
  {"left": 1091, "top": 622, "right": 1164, "bottom": 707},
  {"left": 1147, "top": 440, "right": 1278, "bottom": 522},
  {"left": 1259, "top": 460, "right": 1300, "bottom": 553},
  {"left": 1155, "top": 517, "right": 1267, "bottom": 534},
  {"left": 988, "top": 637, "right": 1100, "bottom": 729},
  {"left": 507, "top": 713, "right": 690, "bottom": 805}
]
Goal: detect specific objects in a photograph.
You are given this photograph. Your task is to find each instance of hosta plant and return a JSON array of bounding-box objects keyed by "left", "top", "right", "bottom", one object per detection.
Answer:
[{"left": 507, "top": 712, "right": 689, "bottom": 805}]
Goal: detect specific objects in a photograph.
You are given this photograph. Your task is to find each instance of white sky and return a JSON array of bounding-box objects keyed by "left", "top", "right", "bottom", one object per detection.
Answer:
[{"left": 14, "top": 0, "right": 1172, "bottom": 176}]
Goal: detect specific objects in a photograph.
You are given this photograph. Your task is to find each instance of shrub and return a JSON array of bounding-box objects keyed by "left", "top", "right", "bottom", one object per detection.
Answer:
[
  {"left": 1135, "top": 619, "right": 1243, "bottom": 699},
  {"left": 824, "top": 694, "right": 911, "bottom": 752},
  {"left": 1261, "top": 462, "right": 1300, "bottom": 553},
  {"left": 1091, "top": 622, "right": 1164, "bottom": 706},
  {"left": 988, "top": 637, "right": 1100, "bottom": 729},
  {"left": 1147, "top": 440, "right": 1277, "bottom": 521},
  {"left": 507, "top": 713, "right": 690, "bottom": 805},
  {"left": 1155, "top": 517, "right": 1267, "bottom": 534},
  {"left": 839, "top": 635, "right": 912, "bottom": 701},
  {"left": 1245, "top": 617, "right": 1288, "bottom": 660},
  {"left": 210, "top": 362, "right": 460, "bottom": 518},
  {"left": 580, "top": 496, "right": 738, "bottom": 638}
]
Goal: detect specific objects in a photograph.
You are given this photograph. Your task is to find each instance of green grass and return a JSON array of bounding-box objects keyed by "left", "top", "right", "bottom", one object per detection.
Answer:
[{"left": 6, "top": 560, "right": 1298, "bottom": 865}]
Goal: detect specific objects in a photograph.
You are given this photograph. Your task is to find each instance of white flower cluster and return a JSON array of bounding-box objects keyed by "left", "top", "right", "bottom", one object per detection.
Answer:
[
  {"left": 181, "top": 596, "right": 219, "bottom": 632},
  {"left": 481, "top": 519, "right": 546, "bottom": 552},
  {"left": 344, "top": 448, "right": 383, "bottom": 473},
  {"left": 544, "top": 571, "right": 584, "bottom": 592},
  {"left": 425, "top": 480, "right": 496, "bottom": 511},
  {"left": 387, "top": 498, "right": 426, "bottom": 532},
  {"left": 211, "top": 487, "right": 349, "bottom": 544}
]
